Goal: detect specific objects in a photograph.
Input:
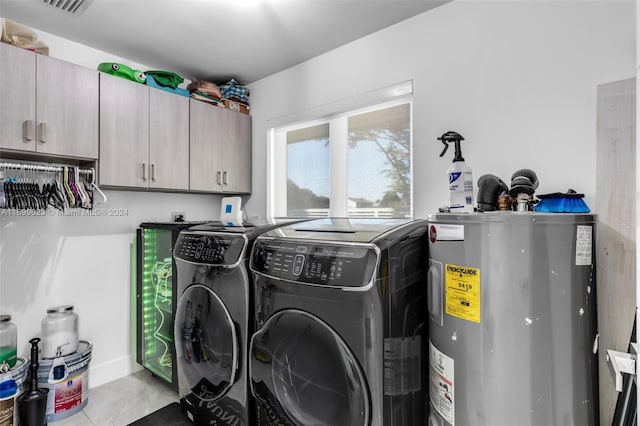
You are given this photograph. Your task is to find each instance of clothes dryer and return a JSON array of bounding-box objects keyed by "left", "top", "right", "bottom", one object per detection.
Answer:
[
  {"left": 248, "top": 218, "right": 429, "bottom": 426},
  {"left": 173, "top": 220, "right": 298, "bottom": 426}
]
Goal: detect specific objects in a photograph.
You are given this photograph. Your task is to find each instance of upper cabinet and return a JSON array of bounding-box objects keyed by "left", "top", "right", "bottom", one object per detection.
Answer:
[
  {"left": 0, "top": 42, "right": 99, "bottom": 159},
  {"left": 99, "top": 73, "right": 150, "bottom": 188},
  {"left": 148, "top": 88, "right": 189, "bottom": 190},
  {"left": 37, "top": 53, "right": 99, "bottom": 158},
  {"left": 0, "top": 42, "right": 250, "bottom": 194},
  {"left": 190, "top": 99, "right": 251, "bottom": 194},
  {"left": 0, "top": 43, "right": 35, "bottom": 152},
  {"left": 220, "top": 107, "right": 251, "bottom": 193},
  {"left": 99, "top": 73, "right": 189, "bottom": 190}
]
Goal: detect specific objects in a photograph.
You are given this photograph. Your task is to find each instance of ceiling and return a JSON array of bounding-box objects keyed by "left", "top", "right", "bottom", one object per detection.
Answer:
[{"left": 0, "top": 0, "right": 450, "bottom": 85}]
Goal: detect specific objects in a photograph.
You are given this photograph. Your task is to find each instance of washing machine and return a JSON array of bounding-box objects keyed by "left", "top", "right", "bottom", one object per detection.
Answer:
[
  {"left": 248, "top": 218, "right": 430, "bottom": 426},
  {"left": 173, "top": 220, "right": 299, "bottom": 426}
]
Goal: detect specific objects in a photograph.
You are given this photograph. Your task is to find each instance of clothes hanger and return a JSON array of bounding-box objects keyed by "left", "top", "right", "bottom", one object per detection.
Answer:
[
  {"left": 37, "top": 167, "right": 47, "bottom": 210},
  {"left": 0, "top": 167, "right": 6, "bottom": 209},
  {"left": 24, "top": 166, "right": 35, "bottom": 209},
  {"left": 16, "top": 167, "right": 27, "bottom": 210},
  {"left": 55, "top": 169, "right": 68, "bottom": 210},
  {"left": 77, "top": 169, "right": 91, "bottom": 209},
  {"left": 69, "top": 167, "right": 81, "bottom": 207},
  {"left": 49, "top": 169, "right": 65, "bottom": 211},
  {"left": 86, "top": 168, "right": 107, "bottom": 205},
  {"left": 78, "top": 168, "right": 91, "bottom": 209},
  {"left": 29, "top": 166, "right": 44, "bottom": 210},
  {"left": 63, "top": 167, "right": 75, "bottom": 207},
  {"left": 4, "top": 178, "right": 14, "bottom": 209},
  {"left": 70, "top": 167, "right": 83, "bottom": 207}
]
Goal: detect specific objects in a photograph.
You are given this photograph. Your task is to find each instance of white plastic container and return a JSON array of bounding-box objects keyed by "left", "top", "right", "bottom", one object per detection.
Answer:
[
  {"left": 448, "top": 159, "right": 474, "bottom": 213},
  {"left": 438, "top": 131, "right": 474, "bottom": 213},
  {"left": 41, "top": 306, "right": 79, "bottom": 359},
  {"left": 0, "top": 315, "right": 17, "bottom": 369}
]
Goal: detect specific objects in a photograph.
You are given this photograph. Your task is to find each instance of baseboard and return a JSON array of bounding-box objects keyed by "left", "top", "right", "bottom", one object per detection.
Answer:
[{"left": 88, "top": 354, "right": 143, "bottom": 388}]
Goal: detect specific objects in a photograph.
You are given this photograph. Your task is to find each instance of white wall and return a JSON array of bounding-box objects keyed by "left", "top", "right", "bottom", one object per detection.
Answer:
[
  {"left": 0, "top": 191, "right": 220, "bottom": 387},
  {"left": 245, "top": 0, "right": 636, "bottom": 219},
  {"left": 0, "top": 25, "right": 221, "bottom": 387}
]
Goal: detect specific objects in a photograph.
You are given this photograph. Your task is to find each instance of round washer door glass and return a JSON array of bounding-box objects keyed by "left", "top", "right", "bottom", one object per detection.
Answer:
[
  {"left": 250, "top": 309, "right": 370, "bottom": 426},
  {"left": 175, "top": 284, "right": 238, "bottom": 401}
]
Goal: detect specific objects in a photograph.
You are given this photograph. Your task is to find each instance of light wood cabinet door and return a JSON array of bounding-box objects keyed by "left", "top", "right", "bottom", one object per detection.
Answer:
[
  {"left": 36, "top": 55, "right": 99, "bottom": 159},
  {"left": 0, "top": 43, "right": 36, "bottom": 151},
  {"left": 189, "top": 99, "right": 224, "bottom": 192},
  {"left": 220, "top": 108, "right": 251, "bottom": 194},
  {"left": 149, "top": 89, "right": 189, "bottom": 190},
  {"left": 99, "top": 73, "right": 149, "bottom": 188},
  {"left": 189, "top": 100, "right": 252, "bottom": 194}
]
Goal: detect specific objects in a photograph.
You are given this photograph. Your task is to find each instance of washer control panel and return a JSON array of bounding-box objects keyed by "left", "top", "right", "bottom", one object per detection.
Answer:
[
  {"left": 174, "top": 233, "right": 246, "bottom": 266},
  {"left": 251, "top": 239, "right": 378, "bottom": 287}
]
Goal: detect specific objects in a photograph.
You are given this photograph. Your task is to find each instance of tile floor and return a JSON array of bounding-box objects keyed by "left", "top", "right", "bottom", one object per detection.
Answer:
[{"left": 52, "top": 370, "right": 179, "bottom": 426}]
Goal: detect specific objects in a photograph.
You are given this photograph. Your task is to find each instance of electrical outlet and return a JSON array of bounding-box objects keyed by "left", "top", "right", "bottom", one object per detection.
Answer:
[{"left": 172, "top": 212, "right": 186, "bottom": 222}]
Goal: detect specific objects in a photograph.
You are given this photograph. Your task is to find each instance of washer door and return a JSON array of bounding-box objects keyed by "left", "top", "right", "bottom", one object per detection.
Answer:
[
  {"left": 250, "top": 309, "right": 370, "bottom": 426},
  {"left": 175, "top": 283, "right": 238, "bottom": 402}
]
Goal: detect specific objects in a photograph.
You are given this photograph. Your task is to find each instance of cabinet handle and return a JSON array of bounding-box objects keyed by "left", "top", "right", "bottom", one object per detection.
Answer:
[
  {"left": 23, "top": 120, "right": 34, "bottom": 142},
  {"left": 142, "top": 163, "right": 147, "bottom": 181},
  {"left": 151, "top": 164, "right": 156, "bottom": 182},
  {"left": 223, "top": 171, "right": 229, "bottom": 185},
  {"left": 217, "top": 171, "right": 222, "bottom": 185},
  {"left": 38, "top": 122, "right": 47, "bottom": 144}
]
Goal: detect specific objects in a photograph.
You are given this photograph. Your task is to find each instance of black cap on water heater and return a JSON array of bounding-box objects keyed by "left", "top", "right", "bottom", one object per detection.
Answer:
[{"left": 438, "top": 131, "right": 466, "bottom": 162}]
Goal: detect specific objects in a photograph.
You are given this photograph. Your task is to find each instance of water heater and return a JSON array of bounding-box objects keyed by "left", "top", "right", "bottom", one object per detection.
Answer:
[{"left": 427, "top": 212, "right": 598, "bottom": 426}]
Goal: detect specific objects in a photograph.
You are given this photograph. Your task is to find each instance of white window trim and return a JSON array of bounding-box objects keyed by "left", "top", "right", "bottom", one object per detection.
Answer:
[{"left": 267, "top": 81, "right": 414, "bottom": 222}]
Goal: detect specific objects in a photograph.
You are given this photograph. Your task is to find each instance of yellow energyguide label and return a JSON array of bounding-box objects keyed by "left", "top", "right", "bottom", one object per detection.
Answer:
[{"left": 445, "top": 264, "right": 481, "bottom": 323}]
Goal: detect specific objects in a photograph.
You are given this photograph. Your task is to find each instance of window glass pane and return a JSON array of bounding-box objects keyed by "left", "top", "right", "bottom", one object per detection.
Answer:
[
  {"left": 286, "top": 124, "right": 330, "bottom": 217},
  {"left": 347, "top": 104, "right": 411, "bottom": 218}
]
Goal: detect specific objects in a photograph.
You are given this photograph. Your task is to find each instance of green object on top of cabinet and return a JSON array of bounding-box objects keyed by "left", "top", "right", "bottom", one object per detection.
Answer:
[
  {"left": 98, "top": 62, "right": 146, "bottom": 84},
  {"left": 144, "top": 70, "right": 183, "bottom": 89},
  {"left": 99, "top": 72, "right": 190, "bottom": 190},
  {"left": 189, "top": 99, "right": 251, "bottom": 194},
  {"left": 0, "top": 42, "right": 99, "bottom": 159}
]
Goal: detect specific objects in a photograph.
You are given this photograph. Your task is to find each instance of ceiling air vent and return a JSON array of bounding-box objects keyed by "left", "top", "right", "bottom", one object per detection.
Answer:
[{"left": 38, "top": 0, "right": 94, "bottom": 15}]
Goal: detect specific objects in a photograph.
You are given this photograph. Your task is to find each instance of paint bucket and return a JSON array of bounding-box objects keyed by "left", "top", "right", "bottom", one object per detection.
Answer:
[
  {"left": 36, "top": 340, "right": 91, "bottom": 423},
  {"left": 1, "top": 357, "right": 27, "bottom": 395},
  {"left": 0, "top": 356, "right": 27, "bottom": 426},
  {"left": 0, "top": 379, "right": 17, "bottom": 426}
]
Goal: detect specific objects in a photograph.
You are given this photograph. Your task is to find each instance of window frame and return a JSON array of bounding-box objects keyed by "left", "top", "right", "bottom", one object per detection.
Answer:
[{"left": 267, "top": 81, "right": 413, "bottom": 221}]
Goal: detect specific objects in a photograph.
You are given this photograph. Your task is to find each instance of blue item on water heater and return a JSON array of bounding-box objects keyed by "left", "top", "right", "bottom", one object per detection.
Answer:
[
  {"left": 220, "top": 197, "right": 243, "bottom": 226},
  {"left": 534, "top": 189, "right": 591, "bottom": 213},
  {"left": 438, "top": 131, "right": 474, "bottom": 213}
]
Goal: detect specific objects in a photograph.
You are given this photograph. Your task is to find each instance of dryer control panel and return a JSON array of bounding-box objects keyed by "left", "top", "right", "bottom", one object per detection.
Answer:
[
  {"left": 250, "top": 239, "right": 378, "bottom": 287},
  {"left": 174, "top": 233, "right": 246, "bottom": 266}
]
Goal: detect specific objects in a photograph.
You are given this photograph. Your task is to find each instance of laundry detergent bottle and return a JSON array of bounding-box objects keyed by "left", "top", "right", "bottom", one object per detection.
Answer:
[{"left": 438, "top": 131, "right": 474, "bottom": 213}]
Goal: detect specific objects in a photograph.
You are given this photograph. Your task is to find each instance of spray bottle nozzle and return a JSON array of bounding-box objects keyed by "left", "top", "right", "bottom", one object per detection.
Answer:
[{"left": 437, "top": 131, "right": 465, "bottom": 161}]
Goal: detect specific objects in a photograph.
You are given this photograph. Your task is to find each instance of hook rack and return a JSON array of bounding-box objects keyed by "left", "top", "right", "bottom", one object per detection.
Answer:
[{"left": 0, "top": 162, "right": 94, "bottom": 175}]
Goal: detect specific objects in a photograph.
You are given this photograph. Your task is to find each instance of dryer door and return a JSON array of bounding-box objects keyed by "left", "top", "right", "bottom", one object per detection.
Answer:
[
  {"left": 250, "top": 309, "right": 370, "bottom": 426},
  {"left": 175, "top": 283, "right": 238, "bottom": 402}
]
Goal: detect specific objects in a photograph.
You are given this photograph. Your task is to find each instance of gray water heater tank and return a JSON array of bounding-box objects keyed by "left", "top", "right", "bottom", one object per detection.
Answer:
[{"left": 427, "top": 212, "right": 598, "bottom": 426}]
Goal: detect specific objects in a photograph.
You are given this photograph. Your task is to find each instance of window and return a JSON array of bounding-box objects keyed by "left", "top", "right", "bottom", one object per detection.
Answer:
[
  {"left": 286, "top": 124, "right": 330, "bottom": 217},
  {"left": 269, "top": 92, "right": 412, "bottom": 219}
]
